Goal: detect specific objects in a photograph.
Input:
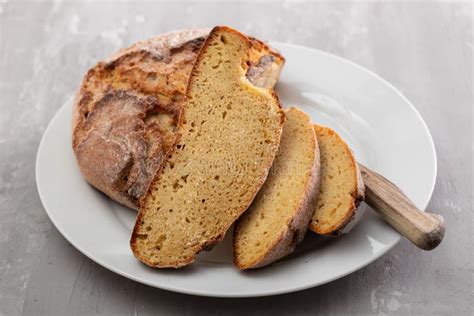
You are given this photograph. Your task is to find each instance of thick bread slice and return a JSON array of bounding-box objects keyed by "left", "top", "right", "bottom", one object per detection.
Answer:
[
  {"left": 234, "top": 107, "right": 320, "bottom": 269},
  {"left": 72, "top": 28, "right": 285, "bottom": 209},
  {"left": 130, "top": 26, "right": 285, "bottom": 268},
  {"left": 309, "top": 125, "right": 365, "bottom": 236}
]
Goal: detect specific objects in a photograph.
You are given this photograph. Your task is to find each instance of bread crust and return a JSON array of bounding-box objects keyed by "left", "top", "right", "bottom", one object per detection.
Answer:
[
  {"left": 233, "top": 107, "right": 321, "bottom": 269},
  {"left": 72, "top": 28, "right": 285, "bottom": 210},
  {"left": 309, "top": 125, "right": 365, "bottom": 236},
  {"left": 130, "top": 26, "right": 285, "bottom": 268}
]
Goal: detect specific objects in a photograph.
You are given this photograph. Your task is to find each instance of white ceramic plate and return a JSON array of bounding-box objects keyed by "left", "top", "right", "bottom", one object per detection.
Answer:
[{"left": 36, "top": 42, "right": 437, "bottom": 297}]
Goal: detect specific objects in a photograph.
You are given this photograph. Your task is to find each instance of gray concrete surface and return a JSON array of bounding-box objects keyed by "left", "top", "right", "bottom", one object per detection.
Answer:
[{"left": 0, "top": 1, "right": 472, "bottom": 315}]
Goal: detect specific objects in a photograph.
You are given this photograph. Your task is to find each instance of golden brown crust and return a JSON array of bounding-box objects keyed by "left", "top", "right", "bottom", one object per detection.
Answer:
[
  {"left": 233, "top": 107, "right": 321, "bottom": 269},
  {"left": 308, "top": 125, "right": 365, "bottom": 236},
  {"left": 72, "top": 28, "right": 285, "bottom": 210},
  {"left": 130, "top": 26, "right": 285, "bottom": 268}
]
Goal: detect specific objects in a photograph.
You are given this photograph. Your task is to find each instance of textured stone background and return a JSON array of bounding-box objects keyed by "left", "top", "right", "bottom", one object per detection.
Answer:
[{"left": 0, "top": 1, "right": 472, "bottom": 315}]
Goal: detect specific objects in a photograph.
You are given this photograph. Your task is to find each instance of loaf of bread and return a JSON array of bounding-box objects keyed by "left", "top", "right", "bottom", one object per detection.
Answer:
[
  {"left": 130, "top": 26, "right": 285, "bottom": 268},
  {"left": 309, "top": 125, "right": 365, "bottom": 236},
  {"left": 72, "top": 28, "right": 284, "bottom": 209},
  {"left": 233, "top": 107, "right": 320, "bottom": 269}
]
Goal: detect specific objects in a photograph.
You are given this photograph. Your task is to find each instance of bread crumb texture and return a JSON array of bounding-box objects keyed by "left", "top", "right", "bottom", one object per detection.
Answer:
[
  {"left": 309, "top": 125, "right": 362, "bottom": 235},
  {"left": 234, "top": 107, "right": 319, "bottom": 269},
  {"left": 131, "top": 27, "right": 284, "bottom": 268}
]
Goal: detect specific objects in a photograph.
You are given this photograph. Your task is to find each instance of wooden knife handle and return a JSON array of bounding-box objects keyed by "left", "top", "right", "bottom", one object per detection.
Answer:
[{"left": 358, "top": 163, "right": 445, "bottom": 250}]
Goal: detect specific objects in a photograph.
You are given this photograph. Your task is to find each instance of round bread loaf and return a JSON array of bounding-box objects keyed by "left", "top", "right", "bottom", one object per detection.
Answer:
[{"left": 72, "top": 28, "right": 285, "bottom": 209}]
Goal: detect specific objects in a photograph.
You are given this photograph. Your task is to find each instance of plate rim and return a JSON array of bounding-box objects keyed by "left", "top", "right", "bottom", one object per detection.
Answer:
[{"left": 36, "top": 42, "right": 437, "bottom": 297}]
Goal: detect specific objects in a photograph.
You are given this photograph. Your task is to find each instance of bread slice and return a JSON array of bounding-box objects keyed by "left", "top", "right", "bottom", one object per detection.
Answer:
[
  {"left": 233, "top": 107, "right": 320, "bottom": 269},
  {"left": 130, "top": 26, "right": 285, "bottom": 268},
  {"left": 309, "top": 125, "right": 365, "bottom": 236}
]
